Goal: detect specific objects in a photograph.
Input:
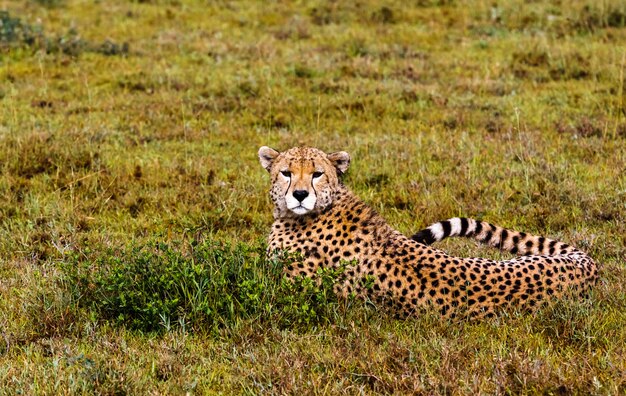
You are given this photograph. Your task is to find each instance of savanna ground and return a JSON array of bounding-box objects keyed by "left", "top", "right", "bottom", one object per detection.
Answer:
[{"left": 1, "top": 0, "right": 625, "bottom": 394}]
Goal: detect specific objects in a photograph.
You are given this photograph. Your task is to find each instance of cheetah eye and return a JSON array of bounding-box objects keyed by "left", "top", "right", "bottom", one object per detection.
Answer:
[
  {"left": 280, "top": 170, "right": 291, "bottom": 177},
  {"left": 312, "top": 171, "right": 324, "bottom": 179}
]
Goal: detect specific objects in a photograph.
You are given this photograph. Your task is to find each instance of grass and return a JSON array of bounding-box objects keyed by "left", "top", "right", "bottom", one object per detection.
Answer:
[{"left": 0, "top": 0, "right": 625, "bottom": 393}]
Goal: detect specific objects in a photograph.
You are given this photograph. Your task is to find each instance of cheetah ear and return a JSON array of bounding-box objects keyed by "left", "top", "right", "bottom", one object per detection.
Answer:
[
  {"left": 327, "top": 151, "right": 350, "bottom": 175},
  {"left": 258, "top": 146, "right": 280, "bottom": 171}
]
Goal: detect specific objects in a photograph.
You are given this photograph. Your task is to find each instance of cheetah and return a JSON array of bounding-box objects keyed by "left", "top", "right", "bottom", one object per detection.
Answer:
[{"left": 258, "top": 146, "right": 598, "bottom": 318}]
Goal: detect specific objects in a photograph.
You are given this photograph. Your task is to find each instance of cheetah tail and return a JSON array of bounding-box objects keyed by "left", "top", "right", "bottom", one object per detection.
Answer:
[{"left": 411, "top": 217, "right": 579, "bottom": 256}]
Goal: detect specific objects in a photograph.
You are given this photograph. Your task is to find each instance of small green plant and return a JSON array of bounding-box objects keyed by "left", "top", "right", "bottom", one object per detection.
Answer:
[
  {"left": 0, "top": 11, "right": 128, "bottom": 56},
  {"left": 0, "top": 11, "right": 43, "bottom": 49},
  {"left": 33, "top": 0, "right": 65, "bottom": 8},
  {"left": 62, "top": 240, "right": 351, "bottom": 333}
]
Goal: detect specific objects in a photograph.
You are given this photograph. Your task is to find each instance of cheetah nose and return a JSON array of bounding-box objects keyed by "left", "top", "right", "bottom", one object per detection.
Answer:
[{"left": 293, "top": 190, "right": 309, "bottom": 202}]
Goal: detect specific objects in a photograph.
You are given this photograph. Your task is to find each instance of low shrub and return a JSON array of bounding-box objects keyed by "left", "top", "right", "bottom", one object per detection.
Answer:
[
  {"left": 0, "top": 11, "right": 128, "bottom": 56},
  {"left": 62, "top": 240, "right": 352, "bottom": 333}
]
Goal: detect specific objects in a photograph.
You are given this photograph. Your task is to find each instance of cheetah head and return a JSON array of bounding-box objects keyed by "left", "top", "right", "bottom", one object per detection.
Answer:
[{"left": 258, "top": 146, "right": 350, "bottom": 218}]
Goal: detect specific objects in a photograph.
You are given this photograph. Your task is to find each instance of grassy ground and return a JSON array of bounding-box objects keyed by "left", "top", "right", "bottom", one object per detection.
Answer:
[{"left": 1, "top": 0, "right": 625, "bottom": 394}]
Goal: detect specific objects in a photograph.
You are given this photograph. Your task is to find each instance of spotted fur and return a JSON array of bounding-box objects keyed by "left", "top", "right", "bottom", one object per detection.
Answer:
[{"left": 259, "top": 146, "right": 598, "bottom": 319}]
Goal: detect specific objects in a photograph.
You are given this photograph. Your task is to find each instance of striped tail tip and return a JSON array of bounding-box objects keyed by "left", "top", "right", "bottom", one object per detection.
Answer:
[{"left": 411, "top": 229, "right": 437, "bottom": 245}]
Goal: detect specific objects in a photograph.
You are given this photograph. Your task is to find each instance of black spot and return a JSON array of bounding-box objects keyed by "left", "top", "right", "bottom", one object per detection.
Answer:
[
  {"left": 538, "top": 237, "right": 546, "bottom": 252},
  {"left": 499, "top": 229, "right": 508, "bottom": 248}
]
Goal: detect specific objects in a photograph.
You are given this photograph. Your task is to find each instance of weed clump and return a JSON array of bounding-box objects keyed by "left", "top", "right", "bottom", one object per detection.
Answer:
[
  {"left": 0, "top": 11, "right": 128, "bottom": 56},
  {"left": 33, "top": 0, "right": 65, "bottom": 7},
  {"left": 511, "top": 49, "right": 593, "bottom": 82},
  {"left": 62, "top": 241, "right": 351, "bottom": 333},
  {"left": 371, "top": 6, "right": 395, "bottom": 24},
  {"left": 570, "top": 4, "right": 626, "bottom": 31},
  {"left": 0, "top": 11, "right": 43, "bottom": 49},
  {"left": 309, "top": 5, "right": 341, "bottom": 26}
]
